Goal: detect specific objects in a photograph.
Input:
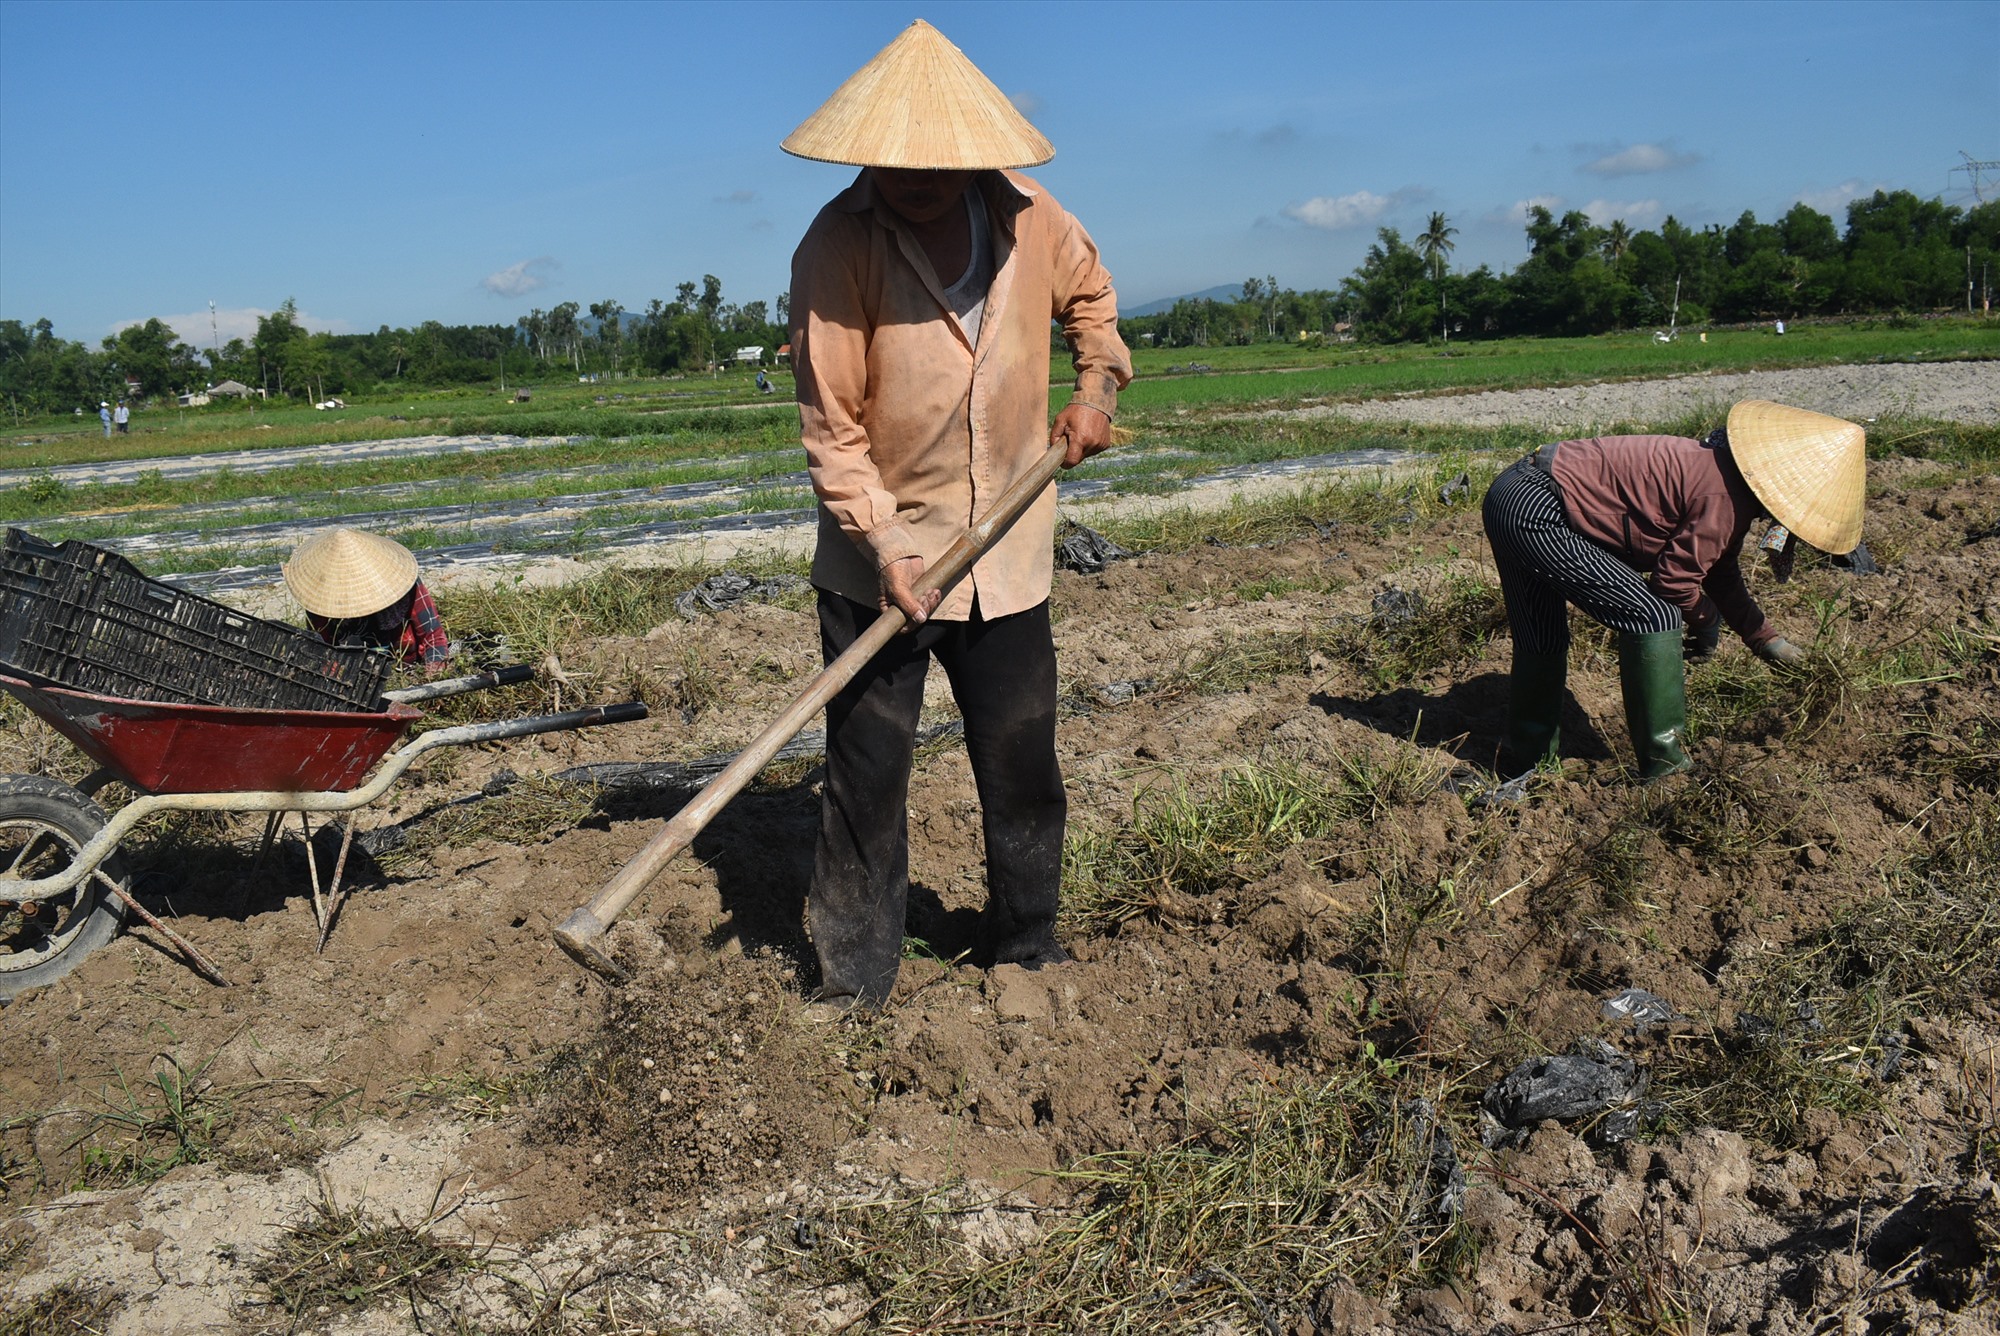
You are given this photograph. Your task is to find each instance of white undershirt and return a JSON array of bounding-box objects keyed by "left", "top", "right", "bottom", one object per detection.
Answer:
[{"left": 942, "top": 186, "right": 994, "bottom": 346}]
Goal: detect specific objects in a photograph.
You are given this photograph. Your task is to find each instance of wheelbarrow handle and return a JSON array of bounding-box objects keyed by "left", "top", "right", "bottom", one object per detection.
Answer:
[
  {"left": 420, "top": 700, "right": 648, "bottom": 748},
  {"left": 380, "top": 663, "right": 536, "bottom": 705},
  {"left": 557, "top": 438, "right": 1071, "bottom": 980}
]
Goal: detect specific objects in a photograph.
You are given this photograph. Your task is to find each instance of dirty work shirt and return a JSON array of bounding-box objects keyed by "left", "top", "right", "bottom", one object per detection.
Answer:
[
  {"left": 306, "top": 579, "right": 451, "bottom": 668},
  {"left": 1549, "top": 434, "right": 1775, "bottom": 648},
  {"left": 790, "top": 169, "right": 1132, "bottom": 621}
]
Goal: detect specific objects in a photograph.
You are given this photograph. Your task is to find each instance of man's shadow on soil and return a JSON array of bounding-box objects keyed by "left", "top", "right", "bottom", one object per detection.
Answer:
[
  {"left": 600, "top": 773, "right": 996, "bottom": 990},
  {"left": 1309, "top": 670, "right": 1614, "bottom": 767}
]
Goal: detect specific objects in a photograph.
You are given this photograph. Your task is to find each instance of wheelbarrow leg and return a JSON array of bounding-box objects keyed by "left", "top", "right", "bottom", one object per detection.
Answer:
[
  {"left": 298, "top": 812, "right": 326, "bottom": 933},
  {"left": 109, "top": 881, "right": 229, "bottom": 986},
  {"left": 253, "top": 812, "right": 283, "bottom": 871},
  {"left": 316, "top": 815, "right": 358, "bottom": 954}
]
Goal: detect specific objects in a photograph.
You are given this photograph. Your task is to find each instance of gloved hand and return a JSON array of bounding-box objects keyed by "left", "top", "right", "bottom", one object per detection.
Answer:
[
  {"left": 1755, "top": 637, "right": 1807, "bottom": 667},
  {"left": 1684, "top": 620, "right": 1721, "bottom": 661}
]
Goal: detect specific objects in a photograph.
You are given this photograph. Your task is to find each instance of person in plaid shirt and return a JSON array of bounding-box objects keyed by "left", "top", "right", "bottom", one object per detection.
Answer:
[{"left": 283, "top": 529, "right": 453, "bottom": 673}]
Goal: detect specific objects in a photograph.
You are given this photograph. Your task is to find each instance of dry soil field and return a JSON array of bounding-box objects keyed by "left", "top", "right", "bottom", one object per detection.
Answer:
[{"left": 3, "top": 363, "right": 1998, "bottom": 1335}]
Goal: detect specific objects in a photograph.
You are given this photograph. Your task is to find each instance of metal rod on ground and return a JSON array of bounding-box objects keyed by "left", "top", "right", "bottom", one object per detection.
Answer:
[
  {"left": 555, "top": 439, "right": 1073, "bottom": 981},
  {"left": 111, "top": 883, "right": 229, "bottom": 986}
]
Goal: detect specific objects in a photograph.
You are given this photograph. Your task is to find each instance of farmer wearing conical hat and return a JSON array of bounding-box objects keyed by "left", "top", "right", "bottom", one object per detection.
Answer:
[
  {"left": 785, "top": 20, "right": 1131, "bottom": 1010},
  {"left": 1482, "top": 401, "right": 1866, "bottom": 780},
  {"left": 283, "top": 528, "right": 452, "bottom": 673}
]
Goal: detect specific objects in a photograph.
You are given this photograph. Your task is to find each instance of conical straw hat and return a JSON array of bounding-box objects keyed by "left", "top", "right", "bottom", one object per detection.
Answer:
[
  {"left": 781, "top": 19, "right": 1053, "bottom": 170},
  {"left": 282, "top": 528, "right": 420, "bottom": 619},
  {"left": 1726, "top": 400, "right": 1866, "bottom": 554}
]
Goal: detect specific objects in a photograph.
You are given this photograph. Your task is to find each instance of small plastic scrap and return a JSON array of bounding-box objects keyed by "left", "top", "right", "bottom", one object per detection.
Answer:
[
  {"left": 1482, "top": 1038, "right": 1648, "bottom": 1145},
  {"left": 1601, "top": 987, "right": 1682, "bottom": 1030},
  {"left": 674, "top": 572, "right": 810, "bottom": 620},
  {"left": 1438, "top": 472, "right": 1472, "bottom": 505},
  {"left": 1371, "top": 588, "right": 1422, "bottom": 625},
  {"left": 1057, "top": 521, "right": 1136, "bottom": 575},
  {"left": 1831, "top": 541, "right": 1880, "bottom": 575}
]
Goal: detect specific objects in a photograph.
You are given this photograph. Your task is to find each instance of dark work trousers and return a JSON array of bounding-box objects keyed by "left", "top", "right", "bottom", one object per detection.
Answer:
[
  {"left": 811, "top": 591, "right": 1066, "bottom": 1006},
  {"left": 1481, "top": 456, "right": 1682, "bottom": 654}
]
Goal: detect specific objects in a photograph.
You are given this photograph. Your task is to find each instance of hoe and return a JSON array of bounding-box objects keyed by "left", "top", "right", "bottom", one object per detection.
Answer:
[{"left": 556, "top": 438, "right": 1071, "bottom": 980}]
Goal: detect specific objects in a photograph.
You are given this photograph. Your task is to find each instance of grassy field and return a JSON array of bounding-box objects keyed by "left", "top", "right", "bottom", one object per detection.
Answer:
[
  {"left": 8, "top": 317, "right": 1993, "bottom": 469},
  {"left": 2, "top": 319, "right": 1993, "bottom": 573}
]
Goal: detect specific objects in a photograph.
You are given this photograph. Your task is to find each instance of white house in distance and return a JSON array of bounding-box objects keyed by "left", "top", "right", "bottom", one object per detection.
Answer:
[{"left": 733, "top": 345, "right": 765, "bottom": 366}]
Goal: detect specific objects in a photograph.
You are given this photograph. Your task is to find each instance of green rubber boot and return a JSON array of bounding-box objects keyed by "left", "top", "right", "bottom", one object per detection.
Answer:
[
  {"left": 1618, "top": 630, "right": 1693, "bottom": 780},
  {"left": 1502, "top": 646, "right": 1567, "bottom": 775}
]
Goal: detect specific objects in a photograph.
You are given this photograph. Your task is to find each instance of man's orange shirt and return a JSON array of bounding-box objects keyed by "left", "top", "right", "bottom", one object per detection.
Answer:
[{"left": 789, "top": 169, "right": 1132, "bottom": 621}]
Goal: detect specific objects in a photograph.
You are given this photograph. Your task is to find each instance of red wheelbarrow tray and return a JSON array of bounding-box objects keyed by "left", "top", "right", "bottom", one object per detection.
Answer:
[{"left": 1, "top": 671, "right": 421, "bottom": 795}]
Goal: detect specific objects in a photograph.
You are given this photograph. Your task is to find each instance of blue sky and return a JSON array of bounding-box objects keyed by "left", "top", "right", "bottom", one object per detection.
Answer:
[{"left": 1, "top": 0, "right": 1992, "bottom": 348}]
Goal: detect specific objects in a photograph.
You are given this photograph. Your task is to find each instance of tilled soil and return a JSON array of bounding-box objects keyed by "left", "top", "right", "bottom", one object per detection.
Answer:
[{"left": 3, "top": 365, "right": 1998, "bottom": 1334}]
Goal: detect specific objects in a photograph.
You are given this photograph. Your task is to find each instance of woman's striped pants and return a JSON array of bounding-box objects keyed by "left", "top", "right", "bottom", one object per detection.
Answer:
[{"left": 1481, "top": 456, "right": 1682, "bottom": 654}]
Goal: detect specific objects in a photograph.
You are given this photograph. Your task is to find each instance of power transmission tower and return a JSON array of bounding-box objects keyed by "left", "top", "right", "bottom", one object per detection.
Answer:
[{"left": 1948, "top": 150, "right": 2000, "bottom": 205}]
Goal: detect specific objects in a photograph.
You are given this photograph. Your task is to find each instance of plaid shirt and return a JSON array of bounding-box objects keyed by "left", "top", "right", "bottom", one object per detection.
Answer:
[{"left": 307, "top": 579, "right": 451, "bottom": 668}]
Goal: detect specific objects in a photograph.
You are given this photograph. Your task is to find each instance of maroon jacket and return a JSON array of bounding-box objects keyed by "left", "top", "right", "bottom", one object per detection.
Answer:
[{"left": 1550, "top": 434, "right": 1776, "bottom": 649}]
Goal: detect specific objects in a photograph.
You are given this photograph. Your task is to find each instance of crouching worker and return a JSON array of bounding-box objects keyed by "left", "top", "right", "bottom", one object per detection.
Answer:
[
  {"left": 1481, "top": 399, "right": 1864, "bottom": 780},
  {"left": 784, "top": 21, "right": 1130, "bottom": 1012},
  {"left": 282, "top": 528, "right": 453, "bottom": 674}
]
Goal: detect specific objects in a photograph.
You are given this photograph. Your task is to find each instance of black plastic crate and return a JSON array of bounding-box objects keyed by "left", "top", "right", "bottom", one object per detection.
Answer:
[{"left": 0, "top": 529, "right": 392, "bottom": 713}]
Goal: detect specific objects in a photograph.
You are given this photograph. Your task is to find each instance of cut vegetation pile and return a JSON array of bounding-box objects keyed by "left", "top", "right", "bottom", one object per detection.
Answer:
[{"left": 2, "top": 365, "right": 1998, "bottom": 1334}]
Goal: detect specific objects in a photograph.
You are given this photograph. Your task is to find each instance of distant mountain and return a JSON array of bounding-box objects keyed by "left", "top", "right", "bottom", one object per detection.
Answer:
[{"left": 1123, "top": 284, "right": 1247, "bottom": 317}]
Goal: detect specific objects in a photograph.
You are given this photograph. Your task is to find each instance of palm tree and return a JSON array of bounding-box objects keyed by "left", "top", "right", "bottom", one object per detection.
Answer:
[
  {"left": 1602, "top": 219, "right": 1633, "bottom": 270},
  {"left": 1415, "top": 211, "right": 1458, "bottom": 341}
]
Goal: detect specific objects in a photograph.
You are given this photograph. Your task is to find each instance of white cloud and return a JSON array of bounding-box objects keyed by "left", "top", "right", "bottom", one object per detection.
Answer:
[
  {"left": 482, "top": 256, "right": 560, "bottom": 298},
  {"left": 1282, "top": 189, "right": 1403, "bottom": 230},
  {"left": 1794, "top": 178, "right": 1879, "bottom": 215},
  {"left": 130, "top": 307, "right": 345, "bottom": 348},
  {"left": 1009, "top": 89, "right": 1043, "bottom": 119},
  {"left": 1485, "top": 194, "right": 1564, "bottom": 226},
  {"left": 1581, "top": 198, "right": 1664, "bottom": 228},
  {"left": 1582, "top": 142, "right": 1698, "bottom": 176}
]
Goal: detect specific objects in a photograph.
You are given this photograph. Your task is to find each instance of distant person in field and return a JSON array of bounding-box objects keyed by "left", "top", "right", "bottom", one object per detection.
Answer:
[
  {"left": 785, "top": 20, "right": 1129, "bottom": 1013},
  {"left": 1482, "top": 400, "right": 1865, "bottom": 780},
  {"left": 755, "top": 369, "right": 773, "bottom": 394},
  {"left": 113, "top": 401, "right": 130, "bottom": 434},
  {"left": 282, "top": 528, "right": 452, "bottom": 674},
  {"left": 98, "top": 402, "right": 112, "bottom": 437}
]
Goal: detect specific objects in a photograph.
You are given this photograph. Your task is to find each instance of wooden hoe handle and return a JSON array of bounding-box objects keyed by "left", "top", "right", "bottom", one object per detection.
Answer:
[{"left": 556, "top": 440, "right": 1070, "bottom": 976}]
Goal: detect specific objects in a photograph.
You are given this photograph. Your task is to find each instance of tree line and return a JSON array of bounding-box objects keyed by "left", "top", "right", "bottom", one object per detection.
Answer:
[
  {"left": 0, "top": 278, "right": 789, "bottom": 415},
  {"left": 1123, "top": 189, "right": 1998, "bottom": 347},
  {"left": 3, "top": 188, "right": 1994, "bottom": 415}
]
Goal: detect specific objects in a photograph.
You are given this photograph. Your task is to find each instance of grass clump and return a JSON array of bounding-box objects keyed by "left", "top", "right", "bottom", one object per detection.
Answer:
[
  {"left": 76, "top": 1050, "right": 229, "bottom": 1188},
  {"left": 370, "top": 773, "right": 602, "bottom": 876},
  {"left": 1333, "top": 575, "right": 1506, "bottom": 689},
  {"left": 0, "top": 1282, "right": 118, "bottom": 1336},
  {"left": 790, "top": 1073, "right": 1472, "bottom": 1334},
  {"left": 1653, "top": 870, "right": 2000, "bottom": 1146},
  {"left": 249, "top": 1190, "right": 481, "bottom": 1331},
  {"left": 1063, "top": 754, "right": 1444, "bottom": 931}
]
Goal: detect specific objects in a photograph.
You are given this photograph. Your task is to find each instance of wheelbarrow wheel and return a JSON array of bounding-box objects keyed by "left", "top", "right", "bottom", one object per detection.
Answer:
[{"left": 0, "top": 775, "right": 130, "bottom": 1001}]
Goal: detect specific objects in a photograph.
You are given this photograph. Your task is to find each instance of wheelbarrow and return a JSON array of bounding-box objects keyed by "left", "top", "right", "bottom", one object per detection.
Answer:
[{"left": 0, "top": 664, "right": 647, "bottom": 1000}]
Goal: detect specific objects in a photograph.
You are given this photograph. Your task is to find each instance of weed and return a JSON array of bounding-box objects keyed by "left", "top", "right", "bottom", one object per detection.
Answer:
[
  {"left": 371, "top": 773, "right": 602, "bottom": 875},
  {"left": 789, "top": 1071, "right": 1473, "bottom": 1333},
  {"left": 1333, "top": 575, "right": 1506, "bottom": 689},
  {"left": 78, "top": 1049, "right": 229, "bottom": 1187},
  {"left": 249, "top": 1186, "right": 480, "bottom": 1330},
  {"left": 401, "top": 1068, "right": 538, "bottom": 1121},
  {"left": 1064, "top": 750, "right": 1448, "bottom": 933},
  {"left": 1653, "top": 871, "right": 2000, "bottom": 1145},
  {"left": 0, "top": 1281, "right": 118, "bottom": 1336}
]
